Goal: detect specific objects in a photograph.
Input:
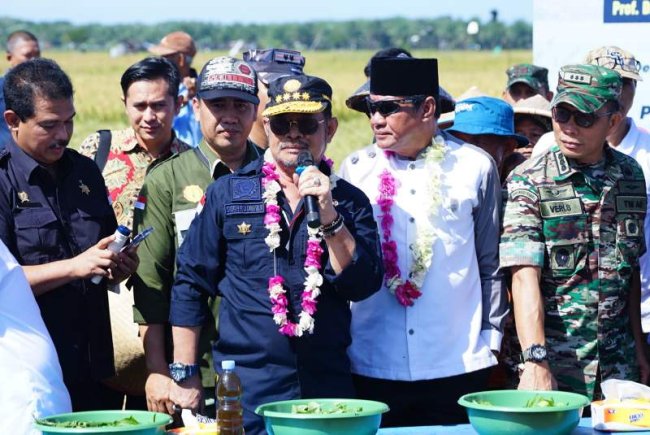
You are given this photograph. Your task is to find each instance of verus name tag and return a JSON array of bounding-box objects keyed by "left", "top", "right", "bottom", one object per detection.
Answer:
[
  {"left": 539, "top": 185, "right": 576, "bottom": 200},
  {"left": 540, "top": 198, "right": 583, "bottom": 218},
  {"left": 616, "top": 196, "right": 647, "bottom": 213}
]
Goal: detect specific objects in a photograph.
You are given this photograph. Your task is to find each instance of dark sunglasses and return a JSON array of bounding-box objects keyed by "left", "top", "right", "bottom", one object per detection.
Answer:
[
  {"left": 365, "top": 96, "right": 426, "bottom": 117},
  {"left": 269, "top": 116, "right": 325, "bottom": 136},
  {"left": 552, "top": 106, "right": 614, "bottom": 128}
]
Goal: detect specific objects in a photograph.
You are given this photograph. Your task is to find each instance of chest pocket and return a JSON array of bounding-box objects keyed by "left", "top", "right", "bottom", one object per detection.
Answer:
[
  {"left": 75, "top": 200, "right": 115, "bottom": 251},
  {"left": 223, "top": 216, "right": 272, "bottom": 274},
  {"left": 542, "top": 215, "right": 588, "bottom": 278},
  {"left": 14, "top": 207, "right": 60, "bottom": 263}
]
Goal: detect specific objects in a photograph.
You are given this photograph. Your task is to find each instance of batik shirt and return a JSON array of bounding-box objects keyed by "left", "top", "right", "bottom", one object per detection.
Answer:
[
  {"left": 79, "top": 127, "right": 190, "bottom": 229},
  {"left": 500, "top": 144, "right": 646, "bottom": 398}
]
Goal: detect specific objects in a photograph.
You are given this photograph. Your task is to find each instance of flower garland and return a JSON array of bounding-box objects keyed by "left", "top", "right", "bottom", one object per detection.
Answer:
[
  {"left": 262, "top": 161, "right": 325, "bottom": 337},
  {"left": 378, "top": 135, "right": 447, "bottom": 306}
]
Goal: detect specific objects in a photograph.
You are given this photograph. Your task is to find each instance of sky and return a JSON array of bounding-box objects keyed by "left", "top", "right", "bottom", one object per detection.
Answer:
[{"left": 3, "top": 0, "right": 532, "bottom": 25}]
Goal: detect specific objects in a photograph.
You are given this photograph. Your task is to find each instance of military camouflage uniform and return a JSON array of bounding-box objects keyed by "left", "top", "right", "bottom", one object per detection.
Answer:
[{"left": 500, "top": 144, "right": 646, "bottom": 399}]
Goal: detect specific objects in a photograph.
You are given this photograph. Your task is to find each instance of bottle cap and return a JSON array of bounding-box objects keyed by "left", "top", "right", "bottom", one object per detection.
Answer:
[
  {"left": 116, "top": 225, "right": 131, "bottom": 236},
  {"left": 221, "top": 360, "right": 235, "bottom": 370}
]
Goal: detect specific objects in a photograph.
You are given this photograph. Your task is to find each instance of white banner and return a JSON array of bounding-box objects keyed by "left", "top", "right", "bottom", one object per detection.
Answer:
[{"left": 534, "top": 0, "right": 650, "bottom": 129}]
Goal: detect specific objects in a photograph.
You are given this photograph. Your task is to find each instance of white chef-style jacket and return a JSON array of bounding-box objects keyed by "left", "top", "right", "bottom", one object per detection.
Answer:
[
  {"left": 0, "top": 241, "right": 71, "bottom": 434},
  {"left": 339, "top": 131, "right": 507, "bottom": 381}
]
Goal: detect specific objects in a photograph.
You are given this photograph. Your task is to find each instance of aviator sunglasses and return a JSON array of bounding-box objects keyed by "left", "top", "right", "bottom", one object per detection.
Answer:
[
  {"left": 365, "top": 96, "right": 426, "bottom": 117},
  {"left": 269, "top": 116, "right": 326, "bottom": 136},
  {"left": 551, "top": 106, "right": 614, "bottom": 128}
]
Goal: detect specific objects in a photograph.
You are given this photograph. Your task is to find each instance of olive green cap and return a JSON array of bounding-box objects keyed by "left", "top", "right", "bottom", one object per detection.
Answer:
[
  {"left": 506, "top": 63, "right": 549, "bottom": 95},
  {"left": 550, "top": 64, "right": 622, "bottom": 113}
]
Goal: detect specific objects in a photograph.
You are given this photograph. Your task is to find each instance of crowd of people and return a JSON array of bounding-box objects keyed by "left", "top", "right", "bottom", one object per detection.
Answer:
[{"left": 0, "top": 28, "right": 649, "bottom": 435}]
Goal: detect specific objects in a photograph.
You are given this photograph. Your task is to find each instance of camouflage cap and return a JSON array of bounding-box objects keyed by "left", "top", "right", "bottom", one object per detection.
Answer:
[
  {"left": 506, "top": 63, "right": 549, "bottom": 95},
  {"left": 550, "top": 64, "right": 622, "bottom": 113},
  {"left": 584, "top": 46, "right": 643, "bottom": 81}
]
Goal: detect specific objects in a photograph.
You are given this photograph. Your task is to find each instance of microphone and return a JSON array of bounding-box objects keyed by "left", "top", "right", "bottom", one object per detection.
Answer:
[{"left": 296, "top": 151, "right": 321, "bottom": 229}]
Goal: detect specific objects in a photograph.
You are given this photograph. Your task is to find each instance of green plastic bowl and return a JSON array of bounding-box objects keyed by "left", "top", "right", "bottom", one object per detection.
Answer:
[
  {"left": 34, "top": 410, "right": 172, "bottom": 434},
  {"left": 255, "top": 398, "right": 389, "bottom": 435},
  {"left": 458, "top": 390, "right": 590, "bottom": 435}
]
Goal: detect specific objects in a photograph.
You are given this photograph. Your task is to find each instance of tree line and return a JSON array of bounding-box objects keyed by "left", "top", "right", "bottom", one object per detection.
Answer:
[{"left": 0, "top": 16, "right": 531, "bottom": 52}]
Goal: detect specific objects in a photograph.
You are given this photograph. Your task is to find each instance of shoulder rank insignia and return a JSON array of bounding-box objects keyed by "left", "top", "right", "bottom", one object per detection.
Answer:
[
  {"left": 79, "top": 180, "right": 90, "bottom": 195},
  {"left": 237, "top": 221, "right": 252, "bottom": 235}
]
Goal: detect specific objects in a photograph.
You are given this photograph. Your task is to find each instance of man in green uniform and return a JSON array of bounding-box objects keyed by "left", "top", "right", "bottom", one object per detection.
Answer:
[
  {"left": 500, "top": 64, "right": 650, "bottom": 399},
  {"left": 131, "top": 56, "right": 262, "bottom": 414}
]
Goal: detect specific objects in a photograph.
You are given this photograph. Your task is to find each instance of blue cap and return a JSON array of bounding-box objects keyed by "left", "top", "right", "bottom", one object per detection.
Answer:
[
  {"left": 445, "top": 96, "right": 528, "bottom": 146},
  {"left": 116, "top": 225, "right": 131, "bottom": 236}
]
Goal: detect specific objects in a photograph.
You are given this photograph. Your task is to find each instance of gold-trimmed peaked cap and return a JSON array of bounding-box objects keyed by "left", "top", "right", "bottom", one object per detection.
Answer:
[{"left": 262, "top": 74, "right": 332, "bottom": 117}]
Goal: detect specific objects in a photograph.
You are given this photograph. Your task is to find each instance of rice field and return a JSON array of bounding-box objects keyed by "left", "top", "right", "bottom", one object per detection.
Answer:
[{"left": 48, "top": 49, "right": 531, "bottom": 165}]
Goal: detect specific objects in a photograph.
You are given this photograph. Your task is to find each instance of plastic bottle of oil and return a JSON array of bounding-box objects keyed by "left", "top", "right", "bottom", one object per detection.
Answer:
[{"left": 216, "top": 360, "right": 244, "bottom": 435}]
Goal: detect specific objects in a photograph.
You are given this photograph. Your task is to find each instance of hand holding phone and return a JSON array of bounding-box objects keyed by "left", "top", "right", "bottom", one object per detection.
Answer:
[{"left": 121, "top": 226, "right": 154, "bottom": 252}]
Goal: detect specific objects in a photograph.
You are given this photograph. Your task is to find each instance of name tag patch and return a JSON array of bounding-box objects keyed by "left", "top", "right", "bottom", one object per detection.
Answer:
[
  {"left": 231, "top": 177, "right": 261, "bottom": 201},
  {"left": 616, "top": 196, "right": 646, "bottom": 213},
  {"left": 540, "top": 198, "right": 583, "bottom": 217},
  {"left": 225, "top": 203, "right": 265, "bottom": 216}
]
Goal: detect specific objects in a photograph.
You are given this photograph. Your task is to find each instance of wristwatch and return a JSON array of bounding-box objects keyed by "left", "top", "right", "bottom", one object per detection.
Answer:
[
  {"left": 169, "top": 362, "right": 200, "bottom": 384},
  {"left": 521, "top": 344, "right": 548, "bottom": 363}
]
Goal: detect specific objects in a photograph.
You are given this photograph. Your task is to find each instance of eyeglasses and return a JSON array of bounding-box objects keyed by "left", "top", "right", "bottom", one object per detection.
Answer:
[
  {"left": 593, "top": 55, "right": 641, "bottom": 74},
  {"left": 552, "top": 106, "right": 614, "bottom": 128},
  {"left": 269, "top": 116, "right": 325, "bottom": 136},
  {"left": 365, "top": 96, "right": 426, "bottom": 117}
]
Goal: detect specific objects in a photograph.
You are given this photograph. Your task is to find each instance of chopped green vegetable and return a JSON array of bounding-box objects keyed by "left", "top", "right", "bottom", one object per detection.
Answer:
[
  {"left": 291, "top": 401, "right": 363, "bottom": 414},
  {"left": 525, "top": 395, "right": 568, "bottom": 408},
  {"left": 471, "top": 398, "right": 494, "bottom": 406},
  {"left": 35, "top": 416, "right": 139, "bottom": 428}
]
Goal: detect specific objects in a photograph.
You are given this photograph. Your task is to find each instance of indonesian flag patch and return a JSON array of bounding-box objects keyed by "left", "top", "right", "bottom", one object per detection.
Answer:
[
  {"left": 196, "top": 194, "right": 206, "bottom": 215},
  {"left": 135, "top": 195, "right": 147, "bottom": 210}
]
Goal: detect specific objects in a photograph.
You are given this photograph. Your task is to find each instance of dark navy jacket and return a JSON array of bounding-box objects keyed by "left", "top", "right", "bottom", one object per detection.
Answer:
[
  {"left": 171, "top": 157, "right": 383, "bottom": 435},
  {"left": 0, "top": 140, "right": 117, "bottom": 384}
]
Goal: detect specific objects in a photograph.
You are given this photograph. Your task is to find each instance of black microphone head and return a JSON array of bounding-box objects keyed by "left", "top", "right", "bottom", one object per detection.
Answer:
[{"left": 297, "top": 150, "right": 314, "bottom": 167}]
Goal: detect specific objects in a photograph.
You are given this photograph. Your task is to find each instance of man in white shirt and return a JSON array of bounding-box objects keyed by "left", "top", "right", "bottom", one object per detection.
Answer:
[
  {"left": 0, "top": 240, "right": 71, "bottom": 434},
  {"left": 531, "top": 46, "right": 650, "bottom": 333},
  {"left": 339, "top": 57, "right": 507, "bottom": 427}
]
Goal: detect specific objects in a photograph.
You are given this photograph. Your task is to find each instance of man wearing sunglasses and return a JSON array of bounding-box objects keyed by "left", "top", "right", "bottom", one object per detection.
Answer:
[
  {"left": 501, "top": 64, "right": 650, "bottom": 399},
  {"left": 167, "top": 73, "right": 383, "bottom": 434},
  {"left": 131, "top": 56, "right": 262, "bottom": 416},
  {"left": 339, "top": 57, "right": 506, "bottom": 427}
]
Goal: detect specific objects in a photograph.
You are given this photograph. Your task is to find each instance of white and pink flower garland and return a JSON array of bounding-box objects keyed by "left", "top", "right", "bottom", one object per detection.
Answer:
[
  {"left": 262, "top": 161, "right": 324, "bottom": 337},
  {"left": 378, "top": 135, "right": 447, "bottom": 307}
]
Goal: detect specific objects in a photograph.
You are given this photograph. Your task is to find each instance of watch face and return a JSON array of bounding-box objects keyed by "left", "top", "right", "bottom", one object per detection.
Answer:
[
  {"left": 531, "top": 345, "right": 547, "bottom": 361},
  {"left": 169, "top": 363, "right": 187, "bottom": 383}
]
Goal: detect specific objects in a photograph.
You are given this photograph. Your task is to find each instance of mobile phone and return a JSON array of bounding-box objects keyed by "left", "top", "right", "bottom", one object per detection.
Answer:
[{"left": 121, "top": 226, "right": 154, "bottom": 252}]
